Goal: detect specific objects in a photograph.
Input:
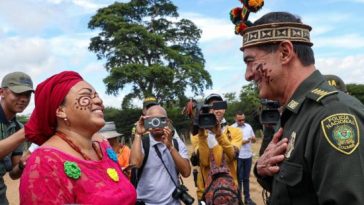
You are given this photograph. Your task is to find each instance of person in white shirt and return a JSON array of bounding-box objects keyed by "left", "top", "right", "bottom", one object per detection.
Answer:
[{"left": 231, "top": 112, "right": 256, "bottom": 205}]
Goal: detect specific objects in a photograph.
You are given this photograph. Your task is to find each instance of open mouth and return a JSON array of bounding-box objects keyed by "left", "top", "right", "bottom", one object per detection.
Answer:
[{"left": 92, "top": 107, "right": 104, "bottom": 116}]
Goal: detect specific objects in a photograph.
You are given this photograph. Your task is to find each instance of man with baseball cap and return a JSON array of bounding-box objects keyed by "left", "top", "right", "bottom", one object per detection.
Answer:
[
  {"left": 0, "top": 71, "right": 33, "bottom": 204},
  {"left": 142, "top": 96, "right": 159, "bottom": 115}
]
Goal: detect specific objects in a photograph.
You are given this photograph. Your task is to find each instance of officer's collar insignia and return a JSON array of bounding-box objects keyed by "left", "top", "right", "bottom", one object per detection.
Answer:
[
  {"left": 287, "top": 100, "right": 299, "bottom": 110},
  {"left": 286, "top": 98, "right": 304, "bottom": 114},
  {"left": 285, "top": 131, "right": 296, "bottom": 159},
  {"left": 321, "top": 113, "right": 360, "bottom": 155}
]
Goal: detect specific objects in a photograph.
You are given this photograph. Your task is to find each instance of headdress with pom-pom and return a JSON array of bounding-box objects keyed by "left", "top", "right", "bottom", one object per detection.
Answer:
[{"left": 230, "top": 0, "right": 264, "bottom": 35}]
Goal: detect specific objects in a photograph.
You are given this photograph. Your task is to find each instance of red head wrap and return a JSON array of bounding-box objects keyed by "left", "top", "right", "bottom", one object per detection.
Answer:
[{"left": 25, "top": 71, "right": 83, "bottom": 145}]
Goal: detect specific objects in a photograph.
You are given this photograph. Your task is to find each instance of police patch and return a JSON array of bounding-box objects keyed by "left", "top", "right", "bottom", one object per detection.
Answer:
[{"left": 321, "top": 113, "right": 360, "bottom": 155}]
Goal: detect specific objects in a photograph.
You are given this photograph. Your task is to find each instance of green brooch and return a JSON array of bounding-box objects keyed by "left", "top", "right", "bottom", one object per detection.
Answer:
[{"left": 64, "top": 161, "right": 81, "bottom": 179}]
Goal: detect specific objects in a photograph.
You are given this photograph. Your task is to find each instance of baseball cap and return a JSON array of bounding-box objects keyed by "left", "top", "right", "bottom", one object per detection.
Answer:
[
  {"left": 143, "top": 96, "right": 158, "bottom": 109},
  {"left": 99, "top": 122, "right": 122, "bottom": 139},
  {"left": 1, "top": 72, "right": 34, "bottom": 93},
  {"left": 324, "top": 74, "right": 347, "bottom": 93},
  {"left": 204, "top": 93, "right": 223, "bottom": 104}
]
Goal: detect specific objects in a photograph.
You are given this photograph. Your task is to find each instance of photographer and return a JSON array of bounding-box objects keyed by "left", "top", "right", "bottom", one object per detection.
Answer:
[
  {"left": 190, "top": 93, "right": 242, "bottom": 201},
  {"left": 130, "top": 105, "right": 192, "bottom": 205}
]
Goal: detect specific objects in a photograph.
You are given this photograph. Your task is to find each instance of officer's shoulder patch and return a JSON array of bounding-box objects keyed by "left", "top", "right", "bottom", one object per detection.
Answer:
[{"left": 321, "top": 113, "right": 360, "bottom": 155}]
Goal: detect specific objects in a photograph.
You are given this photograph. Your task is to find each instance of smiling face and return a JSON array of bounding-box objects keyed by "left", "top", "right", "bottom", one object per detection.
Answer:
[
  {"left": 243, "top": 46, "right": 283, "bottom": 100},
  {"left": 60, "top": 81, "right": 105, "bottom": 132},
  {"left": 0, "top": 88, "right": 31, "bottom": 116},
  {"left": 209, "top": 100, "right": 225, "bottom": 123}
]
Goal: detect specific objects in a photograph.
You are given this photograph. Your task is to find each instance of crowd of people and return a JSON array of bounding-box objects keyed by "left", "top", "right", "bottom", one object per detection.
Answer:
[{"left": 0, "top": 8, "right": 364, "bottom": 205}]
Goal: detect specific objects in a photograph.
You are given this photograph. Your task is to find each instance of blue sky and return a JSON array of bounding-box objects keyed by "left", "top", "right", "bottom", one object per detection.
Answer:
[{"left": 1, "top": 0, "right": 364, "bottom": 115}]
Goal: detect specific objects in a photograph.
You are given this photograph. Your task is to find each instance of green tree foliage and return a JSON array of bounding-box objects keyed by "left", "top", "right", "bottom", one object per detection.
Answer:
[
  {"left": 224, "top": 83, "right": 261, "bottom": 130},
  {"left": 104, "top": 107, "right": 141, "bottom": 143},
  {"left": 88, "top": 0, "right": 212, "bottom": 108},
  {"left": 347, "top": 83, "right": 364, "bottom": 104}
]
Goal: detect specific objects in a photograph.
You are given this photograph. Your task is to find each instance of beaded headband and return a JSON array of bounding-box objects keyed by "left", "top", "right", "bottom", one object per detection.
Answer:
[{"left": 241, "top": 22, "right": 313, "bottom": 49}]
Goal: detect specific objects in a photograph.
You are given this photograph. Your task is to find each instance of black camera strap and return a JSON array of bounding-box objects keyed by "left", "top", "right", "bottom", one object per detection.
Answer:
[{"left": 154, "top": 145, "right": 178, "bottom": 187}]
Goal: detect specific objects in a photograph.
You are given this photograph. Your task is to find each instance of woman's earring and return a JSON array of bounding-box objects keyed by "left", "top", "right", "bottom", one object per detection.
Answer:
[{"left": 64, "top": 117, "right": 70, "bottom": 126}]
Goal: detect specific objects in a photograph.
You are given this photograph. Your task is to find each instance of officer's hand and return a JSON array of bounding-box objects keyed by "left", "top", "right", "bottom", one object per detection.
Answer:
[
  {"left": 135, "top": 116, "right": 146, "bottom": 135},
  {"left": 256, "top": 128, "right": 288, "bottom": 176},
  {"left": 161, "top": 127, "right": 173, "bottom": 149}
]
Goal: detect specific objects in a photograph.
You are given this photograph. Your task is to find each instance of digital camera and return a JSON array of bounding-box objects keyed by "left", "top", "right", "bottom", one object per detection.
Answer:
[
  {"left": 144, "top": 117, "right": 168, "bottom": 130},
  {"left": 172, "top": 185, "right": 195, "bottom": 205}
]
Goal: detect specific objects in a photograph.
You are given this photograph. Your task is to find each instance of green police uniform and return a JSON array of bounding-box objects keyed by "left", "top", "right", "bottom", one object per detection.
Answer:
[{"left": 256, "top": 70, "right": 364, "bottom": 204}]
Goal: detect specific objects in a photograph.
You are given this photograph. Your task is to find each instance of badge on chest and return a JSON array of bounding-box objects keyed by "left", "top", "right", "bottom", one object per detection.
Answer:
[{"left": 285, "top": 131, "right": 296, "bottom": 159}]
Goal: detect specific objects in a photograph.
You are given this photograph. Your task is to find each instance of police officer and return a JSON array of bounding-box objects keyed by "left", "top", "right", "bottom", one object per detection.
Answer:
[{"left": 238, "top": 12, "right": 364, "bottom": 204}]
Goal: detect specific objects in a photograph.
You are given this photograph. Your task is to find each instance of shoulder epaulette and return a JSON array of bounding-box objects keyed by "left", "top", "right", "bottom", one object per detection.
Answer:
[{"left": 306, "top": 84, "right": 338, "bottom": 102}]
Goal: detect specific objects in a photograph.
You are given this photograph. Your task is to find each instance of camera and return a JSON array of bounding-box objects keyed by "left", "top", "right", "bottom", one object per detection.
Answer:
[
  {"left": 194, "top": 101, "right": 227, "bottom": 129},
  {"left": 260, "top": 99, "right": 280, "bottom": 124},
  {"left": 172, "top": 185, "right": 195, "bottom": 205},
  {"left": 144, "top": 117, "right": 168, "bottom": 130}
]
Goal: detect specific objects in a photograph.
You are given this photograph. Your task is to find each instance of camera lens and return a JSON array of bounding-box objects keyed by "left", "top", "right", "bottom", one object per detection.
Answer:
[{"left": 150, "top": 118, "right": 161, "bottom": 127}]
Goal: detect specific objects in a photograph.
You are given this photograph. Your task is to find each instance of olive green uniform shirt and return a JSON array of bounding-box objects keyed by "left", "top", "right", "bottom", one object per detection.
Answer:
[
  {"left": 257, "top": 70, "right": 364, "bottom": 205},
  {"left": 0, "top": 105, "right": 24, "bottom": 205}
]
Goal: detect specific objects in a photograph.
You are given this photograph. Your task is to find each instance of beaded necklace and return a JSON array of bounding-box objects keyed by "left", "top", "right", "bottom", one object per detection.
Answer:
[{"left": 55, "top": 131, "right": 102, "bottom": 160}]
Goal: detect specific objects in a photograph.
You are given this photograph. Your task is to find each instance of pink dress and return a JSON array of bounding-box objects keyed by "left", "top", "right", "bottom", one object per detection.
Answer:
[{"left": 19, "top": 140, "right": 136, "bottom": 205}]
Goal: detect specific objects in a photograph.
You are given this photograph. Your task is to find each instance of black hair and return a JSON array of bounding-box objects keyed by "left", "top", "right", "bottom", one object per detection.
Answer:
[
  {"left": 235, "top": 111, "right": 244, "bottom": 116},
  {"left": 253, "top": 12, "right": 315, "bottom": 66}
]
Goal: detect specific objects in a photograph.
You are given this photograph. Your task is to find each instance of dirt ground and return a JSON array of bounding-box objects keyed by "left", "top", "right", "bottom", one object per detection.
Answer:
[{"left": 5, "top": 139, "right": 265, "bottom": 205}]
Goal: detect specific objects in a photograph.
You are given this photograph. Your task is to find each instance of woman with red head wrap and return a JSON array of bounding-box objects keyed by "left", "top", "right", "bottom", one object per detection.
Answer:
[{"left": 19, "top": 71, "right": 136, "bottom": 205}]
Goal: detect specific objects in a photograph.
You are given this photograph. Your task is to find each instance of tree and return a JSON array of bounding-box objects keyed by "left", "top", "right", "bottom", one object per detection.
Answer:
[
  {"left": 223, "top": 92, "right": 237, "bottom": 103},
  {"left": 88, "top": 0, "right": 212, "bottom": 108},
  {"left": 347, "top": 83, "right": 364, "bottom": 104}
]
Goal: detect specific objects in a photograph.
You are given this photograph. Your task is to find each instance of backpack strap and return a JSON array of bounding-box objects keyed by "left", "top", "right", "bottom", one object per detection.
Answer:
[
  {"left": 131, "top": 134, "right": 150, "bottom": 188},
  {"left": 172, "top": 138, "right": 179, "bottom": 152},
  {"left": 137, "top": 134, "right": 150, "bottom": 180}
]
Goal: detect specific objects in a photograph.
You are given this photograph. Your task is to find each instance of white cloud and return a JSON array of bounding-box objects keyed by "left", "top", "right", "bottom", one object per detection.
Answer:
[
  {"left": 316, "top": 55, "right": 364, "bottom": 84},
  {"left": 314, "top": 34, "right": 364, "bottom": 49},
  {"left": 180, "top": 8, "right": 271, "bottom": 43},
  {"left": 0, "top": 37, "right": 55, "bottom": 78},
  {"left": 180, "top": 12, "right": 235, "bottom": 42}
]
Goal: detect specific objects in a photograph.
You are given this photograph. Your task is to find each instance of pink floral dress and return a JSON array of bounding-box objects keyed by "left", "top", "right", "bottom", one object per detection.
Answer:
[{"left": 19, "top": 140, "right": 136, "bottom": 205}]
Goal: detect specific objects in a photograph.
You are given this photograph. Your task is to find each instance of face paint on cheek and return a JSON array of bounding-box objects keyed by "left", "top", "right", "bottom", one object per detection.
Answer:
[
  {"left": 256, "top": 62, "right": 271, "bottom": 84},
  {"left": 74, "top": 96, "right": 92, "bottom": 110}
]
